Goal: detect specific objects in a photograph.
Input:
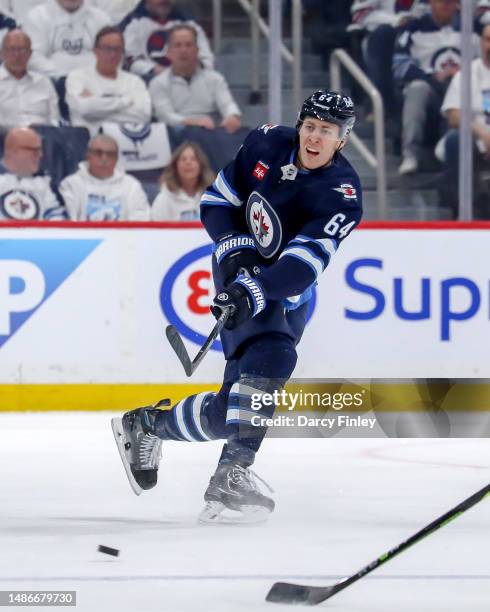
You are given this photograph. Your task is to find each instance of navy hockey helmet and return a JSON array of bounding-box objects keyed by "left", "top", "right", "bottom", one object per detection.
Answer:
[{"left": 296, "top": 90, "right": 355, "bottom": 140}]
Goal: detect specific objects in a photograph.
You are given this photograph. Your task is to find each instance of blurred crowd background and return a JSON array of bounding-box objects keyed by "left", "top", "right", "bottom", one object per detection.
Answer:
[{"left": 0, "top": 0, "right": 489, "bottom": 222}]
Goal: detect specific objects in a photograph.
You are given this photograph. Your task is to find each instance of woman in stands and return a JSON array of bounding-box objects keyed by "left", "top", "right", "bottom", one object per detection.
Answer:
[{"left": 151, "top": 141, "right": 215, "bottom": 221}]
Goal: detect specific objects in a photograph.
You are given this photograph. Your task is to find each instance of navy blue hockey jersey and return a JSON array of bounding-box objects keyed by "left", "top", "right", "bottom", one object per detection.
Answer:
[
  {"left": 200, "top": 124, "right": 362, "bottom": 357},
  {"left": 201, "top": 124, "right": 363, "bottom": 301}
]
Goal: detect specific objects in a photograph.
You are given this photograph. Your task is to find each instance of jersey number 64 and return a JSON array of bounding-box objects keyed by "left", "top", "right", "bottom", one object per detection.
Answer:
[{"left": 324, "top": 213, "right": 356, "bottom": 239}]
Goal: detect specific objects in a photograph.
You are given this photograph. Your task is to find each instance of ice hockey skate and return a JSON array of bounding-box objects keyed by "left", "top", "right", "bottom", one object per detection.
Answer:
[
  {"left": 198, "top": 460, "right": 275, "bottom": 525},
  {"left": 111, "top": 399, "right": 169, "bottom": 496}
]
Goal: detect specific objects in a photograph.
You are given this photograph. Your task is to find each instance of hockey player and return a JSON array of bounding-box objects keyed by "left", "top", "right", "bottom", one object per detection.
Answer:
[{"left": 112, "top": 91, "right": 363, "bottom": 523}]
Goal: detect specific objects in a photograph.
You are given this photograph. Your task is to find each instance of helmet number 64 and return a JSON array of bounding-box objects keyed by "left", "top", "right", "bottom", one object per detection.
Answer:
[{"left": 324, "top": 213, "right": 356, "bottom": 239}]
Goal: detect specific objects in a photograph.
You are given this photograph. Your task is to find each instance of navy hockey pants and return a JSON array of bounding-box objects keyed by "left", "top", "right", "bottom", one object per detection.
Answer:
[{"left": 153, "top": 332, "right": 297, "bottom": 463}]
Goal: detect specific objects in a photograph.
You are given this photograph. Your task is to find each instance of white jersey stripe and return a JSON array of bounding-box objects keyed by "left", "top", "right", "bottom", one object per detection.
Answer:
[
  {"left": 294, "top": 235, "right": 338, "bottom": 258},
  {"left": 201, "top": 192, "right": 230, "bottom": 204},
  {"left": 214, "top": 172, "right": 242, "bottom": 207},
  {"left": 280, "top": 246, "right": 324, "bottom": 278}
]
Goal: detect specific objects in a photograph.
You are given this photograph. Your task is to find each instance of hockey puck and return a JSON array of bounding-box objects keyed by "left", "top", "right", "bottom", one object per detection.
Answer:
[{"left": 97, "top": 545, "right": 119, "bottom": 557}]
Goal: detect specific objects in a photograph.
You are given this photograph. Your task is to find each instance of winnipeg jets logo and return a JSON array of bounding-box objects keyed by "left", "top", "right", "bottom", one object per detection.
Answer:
[
  {"left": 333, "top": 183, "right": 357, "bottom": 200},
  {"left": 246, "top": 191, "right": 282, "bottom": 258},
  {"left": 431, "top": 47, "right": 461, "bottom": 73},
  {"left": 1, "top": 190, "right": 40, "bottom": 220},
  {"left": 120, "top": 122, "right": 152, "bottom": 143},
  {"left": 252, "top": 204, "right": 270, "bottom": 244}
]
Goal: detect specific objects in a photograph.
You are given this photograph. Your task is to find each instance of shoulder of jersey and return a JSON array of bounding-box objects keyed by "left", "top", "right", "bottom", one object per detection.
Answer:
[
  {"left": 335, "top": 153, "right": 361, "bottom": 180},
  {"left": 317, "top": 155, "right": 363, "bottom": 209},
  {"left": 245, "top": 124, "right": 296, "bottom": 150}
]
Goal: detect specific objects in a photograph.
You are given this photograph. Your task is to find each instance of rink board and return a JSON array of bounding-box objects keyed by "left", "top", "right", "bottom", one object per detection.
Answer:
[{"left": 0, "top": 222, "right": 489, "bottom": 410}]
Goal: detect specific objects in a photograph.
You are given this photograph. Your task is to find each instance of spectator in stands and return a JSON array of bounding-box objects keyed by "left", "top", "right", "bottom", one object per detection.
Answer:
[
  {"left": 66, "top": 26, "right": 151, "bottom": 133},
  {"left": 1, "top": 1, "right": 41, "bottom": 24},
  {"left": 151, "top": 141, "right": 214, "bottom": 221},
  {"left": 0, "top": 9, "right": 15, "bottom": 51},
  {"left": 476, "top": 0, "right": 490, "bottom": 28},
  {"left": 0, "top": 30, "right": 60, "bottom": 126},
  {"left": 301, "top": 0, "right": 353, "bottom": 64},
  {"left": 350, "top": 1, "right": 428, "bottom": 120},
  {"left": 0, "top": 127, "right": 65, "bottom": 220},
  {"left": 393, "top": 0, "right": 479, "bottom": 175},
  {"left": 149, "top": 25, "right": 241, "bottom": 133},
  {"left": 23, "top": 0, "right": 111, "bottom": 78},
  {"left": 1, "top": 0, "right": 132, "bottom": 23},
  {"left": 60, "top": 134, "right": 150, "bottom": 220},
  {"left": 440, "top": 22, "right": 490, "bottom": 217},
  {"left": 120, "top": 0, "right": 214, "bottom": 80},
  {"left": 88, "top": 0, "right": 138, "bottom": 22}
]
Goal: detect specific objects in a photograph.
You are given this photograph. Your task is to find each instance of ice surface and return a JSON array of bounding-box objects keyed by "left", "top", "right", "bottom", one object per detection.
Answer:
[{"left": 0, "top": 412, "right": 489, "bottom": 611}]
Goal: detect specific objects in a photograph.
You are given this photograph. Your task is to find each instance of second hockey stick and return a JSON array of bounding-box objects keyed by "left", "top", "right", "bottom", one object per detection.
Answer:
[
  {"left": 266, "top": 482, "right": 490, "bottom": 606},
  {"left": 166, "top": 307, "right": 232, "bottom": 377}
]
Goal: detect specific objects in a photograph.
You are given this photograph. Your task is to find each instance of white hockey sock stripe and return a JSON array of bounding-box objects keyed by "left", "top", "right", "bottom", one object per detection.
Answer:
[
  {"left": 226, "top": 407, "right": 259, "bottom": 425},
  {"left": 191, "top": 392, "right": 215, "bottom": 441},
  {"left": 229, "top": 382, "right": 265, "bottom": 400},
  {"left": 226, "top": 382, "right": 265, "bottom": 425},
  {"left": 174, "top": 400, "right": 195, "bottom": 441}
]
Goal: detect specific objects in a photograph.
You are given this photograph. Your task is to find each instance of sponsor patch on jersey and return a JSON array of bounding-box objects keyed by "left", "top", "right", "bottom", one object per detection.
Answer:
[
  {"left": 332, "top": 183, "right": 357, "bottom": 200},
  {"left": 1, "top": 190, "right": 40, "bottom": 220},
  {"left": 246, "top": 191, "right": 282, "bottom": 258},
  {"left": 252, "top": 160, "right": 270, "bottom": 181}
]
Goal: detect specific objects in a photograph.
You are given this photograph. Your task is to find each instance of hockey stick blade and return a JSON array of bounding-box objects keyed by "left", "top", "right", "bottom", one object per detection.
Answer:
[
  {"left": 266, "top": 583, "right": 339, "bottom": 606},
  {"left": 266, "top": 482, "right": 490, "bottom": 606},
  {"left": 166, "top": 325, "right": 193, "bottom": 376},
  {"left": 166, "top": 308, "right": 232, "bottom": 377}
]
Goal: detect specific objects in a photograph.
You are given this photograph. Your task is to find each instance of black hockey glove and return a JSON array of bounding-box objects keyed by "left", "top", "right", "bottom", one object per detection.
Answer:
[
  {"left": 214, "top": 232, "right": 261, "bottom": 286},
  {"left": 211, "top": 275, "right": 267, "bottom": 330}
]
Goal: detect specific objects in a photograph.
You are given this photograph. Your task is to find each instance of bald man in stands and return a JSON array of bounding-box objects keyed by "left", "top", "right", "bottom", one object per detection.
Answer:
[
  {"left": 0, "top": 127, "right": 66, "bottom": 220},
  {"left": 0, "top": 29, "right": 60, "bottom": 127}
]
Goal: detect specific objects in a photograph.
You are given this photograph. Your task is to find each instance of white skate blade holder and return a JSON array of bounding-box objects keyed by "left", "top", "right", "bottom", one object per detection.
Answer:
[
  {"left": 111, "top": 417, "right": 143, "bottom": 496},
  {"left": 198, "top": 501, "right": 271, "bottom": 525}
]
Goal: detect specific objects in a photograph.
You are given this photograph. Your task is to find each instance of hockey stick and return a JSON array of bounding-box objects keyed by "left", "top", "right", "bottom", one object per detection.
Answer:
[
  {"left": 166, "top": 307, "right": 232, "bottom": 377},
  {"left": 266, "top": 482, "right": 490, "bottom": 606}
]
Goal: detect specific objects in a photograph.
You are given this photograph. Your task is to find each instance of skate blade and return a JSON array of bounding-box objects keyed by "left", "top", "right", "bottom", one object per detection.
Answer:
[
  {"left": 111, "top": 417, "right": 142, "bottom": 496},
  {"left": 198, "top": 501, "right": 271, "bottom": 525}
]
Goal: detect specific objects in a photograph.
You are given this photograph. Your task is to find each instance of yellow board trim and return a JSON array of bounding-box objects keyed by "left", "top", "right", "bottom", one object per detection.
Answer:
[
  {"left": 0, "top": 384, "right": 221, "bottom": 412},
  {"left": 1, "top": 382, "right": 489, "bottom": 412}
]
